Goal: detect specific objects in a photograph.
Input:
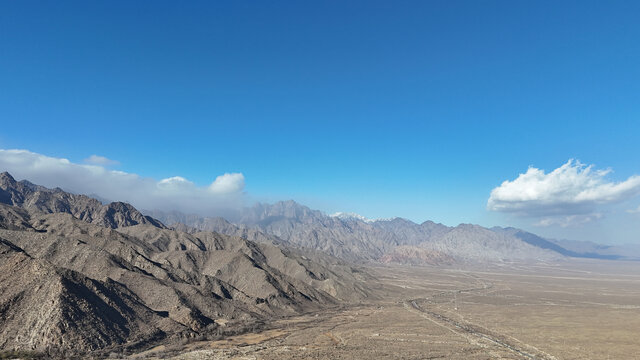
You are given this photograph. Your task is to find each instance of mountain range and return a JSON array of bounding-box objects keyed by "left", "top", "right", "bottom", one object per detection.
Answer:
[
  {"left": 0, "top": 172, "right": 370, "bottom": 356},
  {"left": 1, "top": 171, "right": 637, "bottom": 356},
  {"left": 150, "top": 200, "right": 639, "bottom": 264}
]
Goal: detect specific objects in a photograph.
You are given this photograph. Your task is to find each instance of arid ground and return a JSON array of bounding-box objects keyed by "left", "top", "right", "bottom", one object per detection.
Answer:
[{"left": 132, "top": 259, "right": 640, "bottom": 360}]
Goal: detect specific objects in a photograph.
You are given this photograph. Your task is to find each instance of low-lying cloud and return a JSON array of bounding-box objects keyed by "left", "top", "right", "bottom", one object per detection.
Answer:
[
  {"left": 0, "top": 149, "right": 245, "bottom": 215},
  {"left": 488, "top": 159, "right": 640, "bottom": 226}
]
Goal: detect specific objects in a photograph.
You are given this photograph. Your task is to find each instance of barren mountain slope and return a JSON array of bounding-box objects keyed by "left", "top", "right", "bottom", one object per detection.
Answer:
[
  {"left": 419, "top": 224, "right": 561, "bottom": 261},
  {"left": 147, "top": 210, "right": 285, "bottom": 245},
  {"left": 151, "top": 206, "right": 400, "bottom": 261},
  {"left": 0, "top": 173, "right": 372, "bottom": 355},
  {"left": 373, "top": 218, "right": 452, "bottom": 246},
  {"left": 228, "top": 201, "right": 402, "bottom": 260},
  {"left": 0, "top": 238, "right": 185, "bottom": 355},
  {"left": 0, "top": 203, "right": 32, "bottom": 230},
  {"left": 379, "top": 246, "right": 455, "bottom": 265}
]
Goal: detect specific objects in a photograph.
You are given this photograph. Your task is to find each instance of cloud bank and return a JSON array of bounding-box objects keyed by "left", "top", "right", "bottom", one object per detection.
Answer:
[
  {"left": 534, "top": 213, "right": 604, "bottom": 228},
  {"left": 488, "top": 159, "right": 640, "bottom": 226},
  {"left": 84, "top": 155, "right": 120, "bottom": 166},
  {"left": 0, "top": 149, "right": 245, "bottom": 215}
]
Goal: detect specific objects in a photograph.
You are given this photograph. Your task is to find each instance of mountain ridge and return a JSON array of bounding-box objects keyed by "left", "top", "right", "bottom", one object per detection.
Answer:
[
  {"left": 0, "top": 173, "right": 372, "bottom": 355},
  {"left": 0, "top": 171, "right": 165, "bottom": 229},
  {"left": 151, "top": 200, "right": 639, "bottom": 263},
  {"left": 151, "top": 200, "right": 562, "bottom": 263}
]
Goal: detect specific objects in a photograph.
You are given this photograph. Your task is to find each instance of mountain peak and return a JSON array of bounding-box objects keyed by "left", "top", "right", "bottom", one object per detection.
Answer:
[
  {"left": 330, "top": 212, "right": 373, "bottom": 223},
  {"left": 0, "top": 175, "right": 166, "bottom": 230},
  {"left": 381, "top": 217, "right": 415, "bottom": 224},
  {"left": 272, "top": 199, "right": 308, "bottom": 209},
  {"left": 0, "top": 171, "right": 17, "bottom": 188}
]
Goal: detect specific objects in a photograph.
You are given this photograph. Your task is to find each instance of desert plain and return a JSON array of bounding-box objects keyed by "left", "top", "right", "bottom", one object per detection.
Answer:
[{"left": 132, "top": 259, "right": 640, "bottom": 360}]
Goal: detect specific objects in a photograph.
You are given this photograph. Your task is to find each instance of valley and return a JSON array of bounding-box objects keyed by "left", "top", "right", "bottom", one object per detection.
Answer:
[{"left": 147, "top": 261, "right": 640, "bottom": 360}]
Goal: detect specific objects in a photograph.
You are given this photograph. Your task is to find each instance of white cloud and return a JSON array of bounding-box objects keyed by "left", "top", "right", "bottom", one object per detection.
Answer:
[
  {"left": 627, "top": 205, "right": 640, "bottom": 214},
  {"left": 158, "top": 176, "right": 194, "bottom": 188},
  {"left": 488, "top": 159, "right": 640, "bottom": 224},
  {"left": 209, "top": 173, "right": 245, "bottom": 194},
  {"left": 0, "top": 149, "right": 245, "bottom": 215},
  {"left": 535, "top": 213, "right": 604, "bottom": 228},
  {"left": 84, "top": 155, "right": 120, "bottom": 166}
]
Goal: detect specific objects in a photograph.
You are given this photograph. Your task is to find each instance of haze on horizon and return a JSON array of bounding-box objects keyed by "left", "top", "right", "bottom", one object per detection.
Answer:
[{"left": 1, "top": 1, "right": 639, "bottom": 244}]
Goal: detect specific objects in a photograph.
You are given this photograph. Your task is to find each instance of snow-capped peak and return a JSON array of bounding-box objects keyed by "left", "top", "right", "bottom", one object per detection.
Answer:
[{"left": 330, "top": 212, "right": 376, "bottom": 223}]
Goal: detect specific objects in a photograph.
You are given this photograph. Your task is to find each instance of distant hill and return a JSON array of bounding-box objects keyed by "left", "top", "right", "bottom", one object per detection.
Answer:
[
  {"left": 550, "top": 238, "right": 640, "bottom": 260},
  {"left": 151, "top": 201, "right": 565, "bottom": 263},
  {"left": 151, "top": 200, "right": 640, "bottom": 264}
]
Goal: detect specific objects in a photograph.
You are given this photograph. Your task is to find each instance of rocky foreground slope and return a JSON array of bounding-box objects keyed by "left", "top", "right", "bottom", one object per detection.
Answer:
[{"left": 0, "top": 173, "right": 371, "bottom": 356}]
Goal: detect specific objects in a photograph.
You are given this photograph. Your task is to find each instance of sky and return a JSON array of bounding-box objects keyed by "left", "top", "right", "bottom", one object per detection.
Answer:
[{"left": 1, "top": 1, "right": 639, "bottom": 244}]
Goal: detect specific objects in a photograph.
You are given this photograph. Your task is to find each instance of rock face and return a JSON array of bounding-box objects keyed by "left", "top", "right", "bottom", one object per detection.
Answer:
[
  {"left": 152, "top": 200, "right": 565, "bottom": 263},
  {"left": 0, "top": 173, "right": 371, "bottom": 355}
]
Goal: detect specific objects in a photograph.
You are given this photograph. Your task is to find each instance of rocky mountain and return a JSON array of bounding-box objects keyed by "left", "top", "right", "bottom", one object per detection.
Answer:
[
  {"left": 151, "top": 202, "right": 402, "bottom": 261},
  {"left": 0, "top": 237, "right": 182, "bottom": 354},
  {"left": 378, "top": 246, "right": 455, "bottom": 265},
  {"left": 0, "top": 173, "right": 371, "bottom": 356},
  {"left": 0, "top": 172, "right": 164, "bottom": 229},
  {"left": 417, "top": 223, "right": 559, "bottom": 261},
  {"left": 549, "top": 238, "right": 640, "bottom": 260},
  {"left": 145, "top": 209, "right": 283, "bottom": 246},
  {"left": 373, "top": 217, "right": 452, "bottom": 246},
  {"left": 151, "top": 200, "right": 566, "bottom": 263},
  {"left": 491, "top": 227, "right": 640, "bottom": 260},
  {"left": 330, "top": 212, "right": 375, "bottom": 223}
]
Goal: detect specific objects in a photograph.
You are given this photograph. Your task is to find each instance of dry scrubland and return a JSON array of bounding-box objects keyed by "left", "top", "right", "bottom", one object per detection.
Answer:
[{"left": 136, "top": 260, "right": 640, "bottom": 360}]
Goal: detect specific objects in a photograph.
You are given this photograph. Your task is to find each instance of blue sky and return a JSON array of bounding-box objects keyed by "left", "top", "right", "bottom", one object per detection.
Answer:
[{"left": 1, "top": 1, "right": 639, "bottom": 243}]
